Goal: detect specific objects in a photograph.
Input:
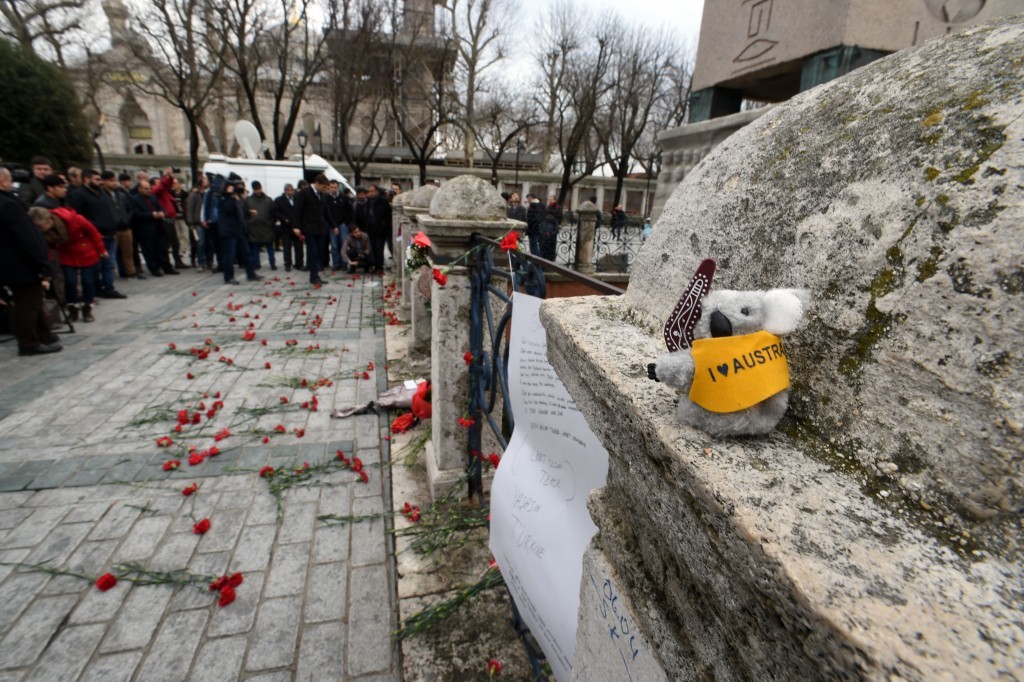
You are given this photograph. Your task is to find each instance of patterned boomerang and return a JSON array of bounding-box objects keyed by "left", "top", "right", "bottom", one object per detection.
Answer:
[{"left": 663, "top": 259, "right": 717, "bottom": 352}]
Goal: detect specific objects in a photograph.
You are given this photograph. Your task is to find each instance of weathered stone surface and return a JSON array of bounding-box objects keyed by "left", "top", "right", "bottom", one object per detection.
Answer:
[
  {"left": 543, "top": 17, "right": 1024, "bottom": 682},
  {"left": 427, "top": 175, "right": 505, "bottom": 221}
]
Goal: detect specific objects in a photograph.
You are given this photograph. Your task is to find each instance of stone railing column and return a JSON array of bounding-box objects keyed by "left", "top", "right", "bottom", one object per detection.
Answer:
[
  {"left": 416, "top": 175, "right": 521, "bottom": 499},
  {"left": 574, "top": 201, "right": 598, "bottom": 274},
  {"left": 398, "top": 185, "right": 438, "bottom": 359},
  {"left": 390, "top": 193, "right": 411, "bottom": 321}
]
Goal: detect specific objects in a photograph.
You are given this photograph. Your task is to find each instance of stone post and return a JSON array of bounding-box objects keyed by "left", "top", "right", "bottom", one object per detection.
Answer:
[
  {"left": 574, "top": 200, "right": 598, "bottom": 274},
  {"left": 416, "top": 175, "right": 521, "bottom": 498},
  {"left": 399, "top": 185, "right": 438, "bottom": 358},
  {"left": 391, "top": 192, "right": 411, "bottom": 321}
]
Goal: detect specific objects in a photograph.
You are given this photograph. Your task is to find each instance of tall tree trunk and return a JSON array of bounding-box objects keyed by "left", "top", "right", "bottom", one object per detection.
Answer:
[
  {"left": 186, "top": 114, "right": 201, "bottom": 182},
  {"left": 613, "top": 156, "right": 629, "bottom": 207}
]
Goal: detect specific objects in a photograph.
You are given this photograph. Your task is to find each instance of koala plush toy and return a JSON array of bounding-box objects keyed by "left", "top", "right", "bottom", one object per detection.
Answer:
[{"left": 648, "top": 259, "right": 809, "bottom": 437}]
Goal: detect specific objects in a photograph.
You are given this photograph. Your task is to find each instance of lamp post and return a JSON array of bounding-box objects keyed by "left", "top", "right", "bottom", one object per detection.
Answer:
[
  {"left": 297, "top": 129, "right": 308, "bottom": 181},
  {"left": 514, "top": 138, "right": 523, "bottom": 191}
]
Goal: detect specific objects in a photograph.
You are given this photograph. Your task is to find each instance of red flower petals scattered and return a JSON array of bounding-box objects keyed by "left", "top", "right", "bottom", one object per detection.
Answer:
[
  {"left": 182, "top": 482, "right": 199, "bottom": 496},
  {"left": 391, "top": 413, "right": 417, "bottom": 434},
  {"left": 402, "top": 502, "right": 421, "bottom": 523},
  {"left": 95, "top": 572, "right": 117, "bottom": 592},
  {"left": 242, "top": 329, "right": 256, "bottom": 341},
  {"left": 213, "top": 428, "right": 231, "bottom": 442},
  {"left": 464, "top": 351, "right": 473, "bottom": 365},
  {"left": 457, "top": 416, "right": 475, "bottom": 428},
  {"left": 162, "top": 459, "right": 181, "bottom": 471},
  {"left": 193, "top": 518, "right": 211, "bottom": 535},
  {"left": 217, "top": 585, "right": 236, "bottom": 607}
]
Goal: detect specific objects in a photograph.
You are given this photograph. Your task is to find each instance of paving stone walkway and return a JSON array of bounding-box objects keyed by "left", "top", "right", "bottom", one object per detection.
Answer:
[{"left": 0, "top": 269, "right": 398, "bottom": 681}]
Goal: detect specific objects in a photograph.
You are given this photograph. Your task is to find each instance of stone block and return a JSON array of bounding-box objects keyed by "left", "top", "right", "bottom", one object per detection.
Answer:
[
  {"left": 346, "top": 563, "right": 393, "bottom": 676},
  {"left": 78, "top": 651, "right": 143, "bottom": 682},
  {"left": 303, "top": 562, "right": 347, "bottom": 623},
  {"left": 245, "top": 596, "right": 302, "bottom": 671},
  {"left": 296, "top": 620, "right": 347, "bottom": 681},
  {"left": 0, "top": 594, "right": 77, "bottom": 669},
  {"left": 24, "top": 624, "right": 105, "bottom": 682},
  {"left": 190, "top": 635, "right": 247, "bottom": 682},
  {"left": 264, "top": 542, "right": 310, "bottom": 598},
  {"left": 231, "top": 524, "right": 277, "bottom": 573},
  {"left": 134, "top": 609, "right": 208, "bottom": 682},
  {"left": 100, "top": 584, "right": 174, "bottom": 653},
  {"left": 206, "top": 570, "right": 264, "bottom": 638}
]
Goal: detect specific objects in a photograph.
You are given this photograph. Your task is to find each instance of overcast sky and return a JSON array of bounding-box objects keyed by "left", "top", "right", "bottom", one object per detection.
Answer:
[{"left": 502, "top": 0, "right": 705, "bottom": 82}]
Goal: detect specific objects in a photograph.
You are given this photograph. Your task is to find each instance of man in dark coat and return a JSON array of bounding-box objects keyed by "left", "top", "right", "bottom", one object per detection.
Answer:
[
  {"left": 0, "top": 167, "right": 61, "bottom": 355},
  {"left": 129, "top": 180, "right": 178, "bottom": 277},
  {"left": 525, "top": 194, "right": 544, "bottom": 256},
  {"left": 356, "top": 184, "right": 391, "bottom": 273},
  {"left": 245, "top": 181, "right": 276, "bottom": 270},
  {"left": 218, "top": 176, "right": 260, "bottom": 285},
  {"left": 273, "top": 184, "right": 303, "bottom": 272},
  {"left": 294, "top": 174, "right": 329, "bottom": 286},
  {"left": 325, "top": 181, "right": 354, "bottom": 271},
  {"left": 17, "top": 156, "right": 53, "bottom": 207},
  {"left": 69, "top": 169, "right": 127, "bottom": 299}
]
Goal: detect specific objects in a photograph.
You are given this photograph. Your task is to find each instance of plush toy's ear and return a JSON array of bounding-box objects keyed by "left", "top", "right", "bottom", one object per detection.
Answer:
[{"left": 762, "top": 289, "right": 809, "bottom": 335}]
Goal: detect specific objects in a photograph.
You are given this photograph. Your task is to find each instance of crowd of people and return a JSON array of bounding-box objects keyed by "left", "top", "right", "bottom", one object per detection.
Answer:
[
  {"left": 503, "top": 192, "right": 639, "bottom": 260},
  {"left": 0, "top": 156, "right": 398, "bottom": 357}
]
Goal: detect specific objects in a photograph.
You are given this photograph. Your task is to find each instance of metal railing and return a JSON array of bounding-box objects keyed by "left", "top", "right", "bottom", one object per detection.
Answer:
[
  {"left": 465, "top": 234, "right": 624, "bottom": 678},
  {"left": 555, "top": 219, "right": 647, "bottom": 272}
]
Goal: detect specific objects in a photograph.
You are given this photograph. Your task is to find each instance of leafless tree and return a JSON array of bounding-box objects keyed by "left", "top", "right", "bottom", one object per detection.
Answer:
[
  {"left": 443, "top": 0, "right": 508, "bottom": 169},
  {"left": 124, "top": 0, "right": 227, "bottom": 179},
  {"left": 471, "top": 91, "right": 538, "bottom": 185},
  {"left": 532, "top": 0, "right": 577, "bottom": 172},
  {"left": 210, "top": 0, "right": 335, "bottom": 160},
  {"left": 328, "top": 0, "right": 391, "bottom": 185},
  {"left": 0, "top": 0, "right": 91, "bottom": 67},
  {"left": 535, "top": 2, "right": 615, "bottom": 205},
  {"left": 385, "top": 3, "right": 458, "bottom": 186},
  {"left": 599, "top": 26, "right": 680, "bottom": 207}
]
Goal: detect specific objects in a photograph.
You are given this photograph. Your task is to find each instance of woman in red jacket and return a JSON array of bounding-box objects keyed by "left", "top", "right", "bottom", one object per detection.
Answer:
[{"left": 45, "top": 206, "right": 108, "bottom": 323}]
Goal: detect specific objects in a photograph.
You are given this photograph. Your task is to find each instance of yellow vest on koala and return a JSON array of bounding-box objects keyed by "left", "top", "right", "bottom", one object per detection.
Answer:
[{"left": 689, "top": 331, "right": 790, "bottom": 414}]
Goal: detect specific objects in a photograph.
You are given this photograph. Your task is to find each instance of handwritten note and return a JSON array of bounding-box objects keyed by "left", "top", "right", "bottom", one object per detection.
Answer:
[{"left": 490, "top": 293, "right": 609, "bottom": 681}]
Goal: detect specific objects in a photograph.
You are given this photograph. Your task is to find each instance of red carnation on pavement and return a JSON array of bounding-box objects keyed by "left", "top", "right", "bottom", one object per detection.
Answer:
[
  {"left": 162, "top": 459, "right": 181, "bottom": 471},
  {"left": 167, "top": 343, "right": 176, "bottom": 350},
  {"left": 432, "top": 268, "right": 447, "bottom": 286},
  {"left": 391, "top": 413, "right": 417, "bottom": 434},
  {"left": 188, "top": 453, "right": 204, "bottom": 466},
  {"left": 352, "top": 457, "right": 363, "bottom": 472},
  {"left": 357, "top": 470, "right": 368, "bottom": 484},
  {"left": 262, "top": 436, "right": 270, "bottom": 444},
  {"left": 187, "top": 372, "right": 195, "bottom": 380},
  {"left": 499, "top": 230, "right": 519, "bottom": 252},
  {"left": 227, "top": 572, "right": 244, "bottom": 588},
  {"left": 409, "top": 507, "right": 420, "bottom": 522},
  {"left": 261, "top": 339, "right": 268, "bottom": 346},
  {"left": 360, "top": 371, "right": 370, "bottom": 380},
  {"left": 213, "top": 428, "right": 231, "bottom": 442},
  {"left": 487, "top": 659, "right": 502, "bottom": 676},
  {"left": 193, "top": 518, "right": 211, "bottom": 535},
  {"left": 279, "top": 396, "right": 289, "bottom": 404},
  {"left": 242, "top": 329, "right": 256, "bottom": 341},
  {"left": 367, "top": 361, "right": 375, "bottom": 371},
  {"left": 274, "top": 424, "right": 287, "bottom": 433},
  {"left": 259, "top": 465, "right": 275, "bottom": 478},
  {"left": 182, "top": 483, "right": 199, "bottom": 496},
  {"left": 294, "top": 428, "right": 305, "bottom": 438},
  {"left": 208, "top": 446, "right": 221, "bottom": 456},
  {"left": 218, "top": 585, "right": 236, "bottom": 607},
  {"left": 95, "top": 572, "right": 118, "bottom": 592},
  {"left": 264, "top": 362, "right": 272, "bottom": 369},
  {"left": 156, "top": 436, "right": 174, "bottom": 447}
]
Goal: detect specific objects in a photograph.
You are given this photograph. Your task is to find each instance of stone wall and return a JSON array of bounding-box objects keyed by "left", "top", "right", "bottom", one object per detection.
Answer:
[{"left": 544, "top": 16, "right": 1023, "bottom": 680}]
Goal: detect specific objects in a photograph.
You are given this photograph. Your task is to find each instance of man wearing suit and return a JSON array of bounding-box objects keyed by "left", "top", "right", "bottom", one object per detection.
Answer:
[
  {"left": 355, "top": 184, "right": 391, "bottom": 273},
  {"left": 274, "top": 184, "right": 303, "bottom": 272},
  {"left": 294, "top": 174, "right": 328, "bottom": 286}
]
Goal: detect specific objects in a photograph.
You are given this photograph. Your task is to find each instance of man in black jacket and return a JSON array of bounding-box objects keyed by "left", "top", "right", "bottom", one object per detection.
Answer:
[
  {"left": 0, "top": 167, "right": 61, "bottom": 355},
  {"left": 356, "top": 184, "right": 391, "bottom": 273},
  {"left": 294, "top": 174, "right": 329, "bottom": 285},
  {"left": 129, "top": 180, "right": 178, "bottom": 277},
  {"left": 273, "top": 184, "right": 303, "bottom": 272},
  {"left": 69, "top": 169, "right": 127, "bottom": 299},
  {"left": 326, "top": 181, "right": 354, "bottom": 271}
]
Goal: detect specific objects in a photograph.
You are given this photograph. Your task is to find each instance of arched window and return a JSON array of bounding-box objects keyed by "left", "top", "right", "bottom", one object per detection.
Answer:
[
  {"left": 120, "top": 95, "right": 152, "bottom": 144},
  {"left": 133, "top": 143, "right": 154, "bottom": 155}
]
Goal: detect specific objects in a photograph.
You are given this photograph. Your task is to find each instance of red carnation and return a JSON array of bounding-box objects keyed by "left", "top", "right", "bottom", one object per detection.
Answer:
[
  {"left": 432, "top": 268, "right": 447, "bottom": 286},
  {"left": 487, "top": 659, "right": 502, "bottom": 676},
  {"left": 218, "top": 585, "right": 236, "bottom": 607},
  {"left": 464, "top": 351, "right": 473, "bottom": 365},
  {"left": 162, "top": 459, "right": 181, "bottom": 471},
  {"left": 187, "top": 372, "right": 195, "bottom": 380},
  {"left": 357, "top": 470, "right": 368, "bottom": 484},
  {"left": 227, "top": 572, "right": 244, "bottom": 588},
  {"left": 262, "top": 436, "right": 270, "bottom": 444},
  {"left": 264, "top": 362, "right": 272, "bottom": 369},
  {"left": 167, "top": 343, "right": 177, "bottom": 350},
  {"left": 188, "top": 453, "right": 204, "bottom": 466},
  {"left": 208, "top": 446, "right": 221, "bottom": 456},
  {"left": 274, "top": 424, "right": 287, "bottom": 433},
  {"left": 391, "top": 413, "right": 417, "bottom": 434},
  {"left": 156, "top": 436, "right": 174, "bottom": 447},
  {"left": 352, "top": 457, "right": 363, "bottom": 472},
  {"left": 182, "top": 483, "right": 199, "bottom": 496},
  {"left": 95, "top": 572, "right": 118, "bottom": 592},
  {"left": 280, "top": 396, "right": 289, "bottom": 404},
  {"left": 488, "top": 453, "right": 501, "bottom": 468},
  {"left": 193, "top": 518, "right": 211, "bottom": 535},
  {"left": 499, "top": 230, "right": 519, "bottom": 252},
  {"left": 294, "top": 428, "right": 305, "bottom": 438},
  {"left": 259, "top": 465, "right": 275, "bottom": 478}
]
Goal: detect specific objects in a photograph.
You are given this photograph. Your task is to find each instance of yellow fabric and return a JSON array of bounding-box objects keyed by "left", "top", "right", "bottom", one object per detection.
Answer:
[{"left": 689, "top": 331, "right": 790, "bottom": 414}]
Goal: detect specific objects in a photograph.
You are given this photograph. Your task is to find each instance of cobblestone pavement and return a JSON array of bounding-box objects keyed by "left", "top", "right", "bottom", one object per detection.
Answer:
[{"left": 0, "top": 268, "right": 398, "bottom": 681}]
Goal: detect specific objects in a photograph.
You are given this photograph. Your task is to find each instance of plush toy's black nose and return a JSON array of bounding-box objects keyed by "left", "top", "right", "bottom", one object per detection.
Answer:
[
  {"left": 709, "top": 310, "right": 732, "bottom": 338},
  {"left": 647, "top": 363, "right": 659, "bottom": 382}
]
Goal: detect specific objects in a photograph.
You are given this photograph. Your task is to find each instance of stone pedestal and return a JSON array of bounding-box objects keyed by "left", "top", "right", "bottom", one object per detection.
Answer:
[
  {"left": 545, "top": 18, "right": 1024, "bottom": 680},
  {"left": 573, "top": 201, "right": 598, "bottom": 274},
  {"left": 417, "top": 175, "right": 522, "bottom": 498},
  {"left": 397, "top": 185, "right": 438, "bottom": 358}
]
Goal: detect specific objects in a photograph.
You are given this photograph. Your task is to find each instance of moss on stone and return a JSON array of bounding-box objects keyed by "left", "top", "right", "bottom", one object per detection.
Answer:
[
  {"left": 921, "top": 110, "right": 944, "bottom": 127},
  {"left": 935, "top": 194, "right": 950, "bottom": 205},
  {"left": 962, "top": 90, "right": 989, "bottom": 111},
  {"left": 916, "top": 246, "right": 944, "bottom": 282},
  {"left": 924, "top": 167, "right": 941, "bottom": 181}
]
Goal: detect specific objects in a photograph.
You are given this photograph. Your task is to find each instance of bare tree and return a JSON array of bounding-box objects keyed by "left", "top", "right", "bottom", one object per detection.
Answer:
[
  {"left": 385, "top": 3, "right": 458, "bottom": 186},
  {"left": 210, "top": 0, "right": 335, "bottom": 159},
  {"left": 599, "top": 26, "right": 679, "bottom": 207},
  {"left": 0, "top": 0, "right": 93, "bottom": 67},
  {"left": 471, "top": 91, "right": 538, "bottom": 185},
  {"left": 328, "top": 0, "right": 391, "bottom": 184},
  {"left": 444, "top": 0, "right": 508, "bottom": 169},
  {"left": 532, "top": 0, "right": 577, "bottom": 172},
  {"left": 125, "top": 0, "right": 227, "bottom": 179}
]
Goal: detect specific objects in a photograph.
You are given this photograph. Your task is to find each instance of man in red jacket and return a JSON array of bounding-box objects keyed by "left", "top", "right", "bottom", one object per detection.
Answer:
[{"left": 153, "top": 168, "right": 188, "bottom": 270}]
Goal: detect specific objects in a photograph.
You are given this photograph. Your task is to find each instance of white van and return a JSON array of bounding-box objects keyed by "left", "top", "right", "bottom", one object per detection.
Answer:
[{"left": 201, "top": 153, "right": 355, "bottom": 197}]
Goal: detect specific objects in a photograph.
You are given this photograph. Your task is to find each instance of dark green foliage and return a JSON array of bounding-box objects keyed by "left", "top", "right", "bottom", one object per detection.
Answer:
[{"left": 0, "top": 41, "right": 92, "bottom": 169}]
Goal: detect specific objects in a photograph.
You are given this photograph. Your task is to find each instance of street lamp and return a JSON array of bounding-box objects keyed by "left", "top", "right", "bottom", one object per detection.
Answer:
[
  {"left": 514, "top": 138, "right": 523, "bottom": 190},
  {"left": 297, "top": 129, "right": 308, "bottom": 181}
]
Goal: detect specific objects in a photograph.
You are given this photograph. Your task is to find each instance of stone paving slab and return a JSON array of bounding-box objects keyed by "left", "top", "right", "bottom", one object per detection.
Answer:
[{"left": 0, "top": 269, "right": 398, "bottom": 680}]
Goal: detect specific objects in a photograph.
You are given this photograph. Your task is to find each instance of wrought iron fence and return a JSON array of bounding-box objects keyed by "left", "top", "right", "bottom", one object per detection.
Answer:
[
  {"left": 554, "top": 218, "right": 647, "bottom": 272},
  {"left": 465, "top": 234, "right": 623, "bottom": 678}
]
